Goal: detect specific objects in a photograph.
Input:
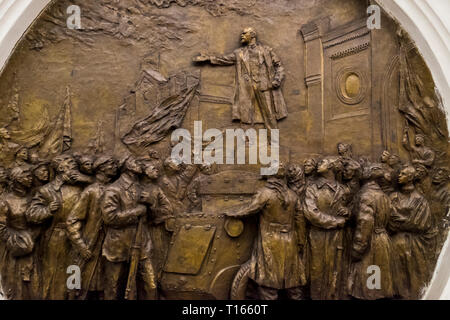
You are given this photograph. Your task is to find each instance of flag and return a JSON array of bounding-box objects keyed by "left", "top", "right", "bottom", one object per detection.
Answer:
[
  {"left": 122, "top": 78, "right": 199, "bottom": 149},
  {"left": 39, "top": 87, "right": 73, "bottom": 158}
]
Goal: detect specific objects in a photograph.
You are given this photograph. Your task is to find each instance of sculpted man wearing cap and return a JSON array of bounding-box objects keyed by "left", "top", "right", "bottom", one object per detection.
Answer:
[
  {"left": 32, "top": 160, "right": 51, "bottom": 190},
  {"left": 139, "top": 157, "right": 173, "bottom": 279},
  {"left": 193, "top": 27, "right": 288, "bottom": 130},
  {"left": 66, "top": 155, "right": 119, "bottom": 299},
  {"left": 101, "top": 155, "right": 157, "bottom": 300}
]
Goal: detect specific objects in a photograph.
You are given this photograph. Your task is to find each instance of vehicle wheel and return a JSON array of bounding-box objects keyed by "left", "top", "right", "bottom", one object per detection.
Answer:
[{"left": 230, "top": 260, "right": 251, "bottom": 300}]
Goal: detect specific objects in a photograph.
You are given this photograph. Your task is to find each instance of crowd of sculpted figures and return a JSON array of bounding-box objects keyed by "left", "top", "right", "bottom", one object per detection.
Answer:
[{"left": 0, "top": 132, "right": 448, "bottom": 300}]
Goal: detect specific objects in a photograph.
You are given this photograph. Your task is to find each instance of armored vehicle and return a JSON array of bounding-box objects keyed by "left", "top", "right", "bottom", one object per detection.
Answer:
[{"left": 160, "top": 170, "right": 264, "bottom": 299}]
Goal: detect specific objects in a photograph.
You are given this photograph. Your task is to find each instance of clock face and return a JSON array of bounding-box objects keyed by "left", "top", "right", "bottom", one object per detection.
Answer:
[{"left": 0, "top": 0, "right": 448, "bottom": 301}]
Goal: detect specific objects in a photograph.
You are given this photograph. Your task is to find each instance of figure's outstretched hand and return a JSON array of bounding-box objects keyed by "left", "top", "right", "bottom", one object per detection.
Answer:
[{"left": 193, "top": 52, "right": 210, "bottom": 63}]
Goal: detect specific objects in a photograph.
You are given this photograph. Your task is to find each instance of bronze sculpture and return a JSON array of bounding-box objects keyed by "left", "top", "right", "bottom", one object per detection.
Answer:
[
  {"left": 402, "top": 131, "right": 436, "bottom": 168},
  {"left": 0, "top": 167, "right": 8, "bottom": 196},
  {"left": 193, "top": 27, "right": 288, "bottom": 130},
  {"left": 303, "top": 157, "right": 350, "bottom": 300},
  {"left": 100, "top": 155, "right": 157, "bottom": 300},
  {"left": 160, "top": 157, "right": 196, "bottom": 215},
  {"left": 66, "top": 155, "right": 119, "bottom": 299},
  {"left": 0, "top": 0, "right": 448, "bottom": 301},
  {"left": 379, "top": 150, "right": 397, "bottom": 194},
  {"left": 26, "top": 155, "right": 84, "bottom": 299},
  {"left": 187, "top": 162, "right": 217, "bottom": 212},
  {"left": 431, "top": 167, "right": 450, "bottom": 243},
  {"left": 32, "top": 160, "right": 51, "bottom": 189},
  {"left": 0, "top": 128, "right": 19, "bottom": 166},
  {"left": 226, "top": 163, "right": 306, "bottom": 300},
  {"left": 287, "top": 163, "right": 307, "bottom": 199},
  {"left": 0, "top": 166, "right": 38, "bottom": 299},
  {"left": 139, "top": 157, "right": 173, "bottom": 279},
  {"left": 389, "top": 165, "right": 436, "bottom": 299},
  {"left": 348, "top": 163, "right": 395, "bottom": 300}
]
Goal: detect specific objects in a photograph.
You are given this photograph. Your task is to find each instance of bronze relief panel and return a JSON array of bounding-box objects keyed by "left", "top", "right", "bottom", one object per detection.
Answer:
[{"left": 0, "top": 0, "right": 448, "bottom": 301}]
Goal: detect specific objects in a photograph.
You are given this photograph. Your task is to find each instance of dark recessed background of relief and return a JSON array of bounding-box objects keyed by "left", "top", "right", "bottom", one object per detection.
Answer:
[{"left": 0, "top": 0, "right": 448, "bottom": 300}]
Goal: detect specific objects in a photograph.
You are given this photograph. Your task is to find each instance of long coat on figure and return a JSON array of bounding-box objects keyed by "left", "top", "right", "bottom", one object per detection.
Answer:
[
  {"left": 303, "top": 177, "right": 349, "bottom": 300},
  {"left": 0, "top": 192, "right": 39, "bottom": 299},
  {"left": 230, "top": 178, "right": 306, "bottom": 290},
  {"left": 66, "top": 181, "right": 109, "bottom": 297},
  {"left": 348, "top": 181, "right": 395, "bottom": 300},
  {"left": 388, "top": 187, "right": 436, "bottom": 299},
  {"left": 26, "top": 179, "right": 82, "bottom": 300},
  {"left": 209, "top": 43, "right": 288, "bottom": 128}
]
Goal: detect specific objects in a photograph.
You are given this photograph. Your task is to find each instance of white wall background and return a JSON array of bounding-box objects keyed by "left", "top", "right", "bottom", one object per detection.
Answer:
[{"left": 0, "top": 0, "right": 449, "bottom": 299}]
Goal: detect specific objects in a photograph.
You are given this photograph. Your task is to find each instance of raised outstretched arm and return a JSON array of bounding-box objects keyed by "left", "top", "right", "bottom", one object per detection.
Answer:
[
  {"left": 227, "top": 189, "right": 267, "bottom": 218},
  {"left": 193, "top": 52, "right": 236, "bottom": 66}
]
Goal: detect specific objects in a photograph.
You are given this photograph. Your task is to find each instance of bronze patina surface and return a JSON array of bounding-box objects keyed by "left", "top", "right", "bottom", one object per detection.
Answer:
[{"left": 0, "top": 0, "right": 448, "bottom": 300}]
